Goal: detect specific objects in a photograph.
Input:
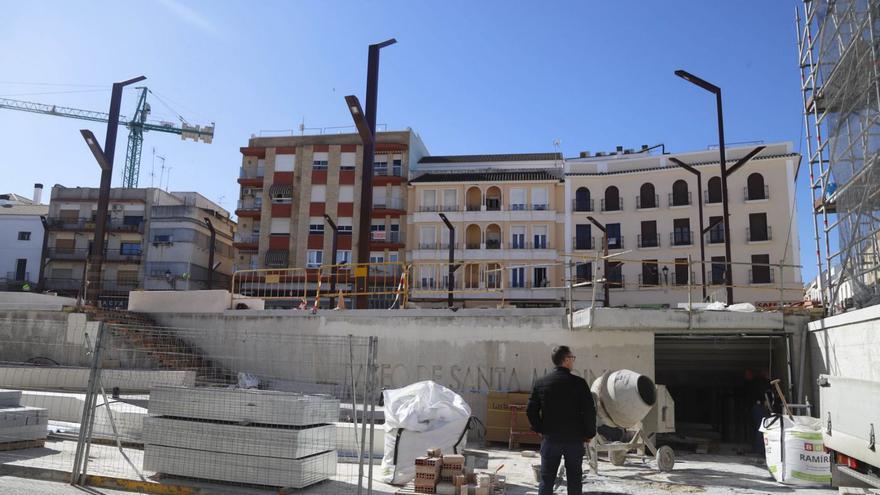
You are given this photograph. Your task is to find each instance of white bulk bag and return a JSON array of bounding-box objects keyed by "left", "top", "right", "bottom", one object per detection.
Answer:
[
  {"left": 379, "top": 381, "right": 471, "bottom": 485},
  {"left": 759, "top": 415, "right": 831, "bottom": 486}
]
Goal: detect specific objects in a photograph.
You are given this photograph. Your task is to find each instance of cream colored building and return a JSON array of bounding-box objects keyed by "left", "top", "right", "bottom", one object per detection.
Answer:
[
  {"left": 406, "top": 154, "right": 566, "bottom": 306},
  {"left": 564, "top": 142, "right": 802, "bottom": 307}
]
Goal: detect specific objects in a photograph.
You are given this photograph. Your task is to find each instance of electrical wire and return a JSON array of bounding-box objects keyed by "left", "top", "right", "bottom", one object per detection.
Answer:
[
  {"left": 0, "top": 80, "right": 107, "bottom": 88},
  {"left": 0, "top": 88, "right": 110, "bottom": 98}
]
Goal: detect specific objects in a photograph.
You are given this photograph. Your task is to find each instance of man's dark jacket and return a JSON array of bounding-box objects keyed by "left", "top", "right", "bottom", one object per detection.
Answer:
[{"left": 527, "top": 367, "right": 597, "bottom": 440}]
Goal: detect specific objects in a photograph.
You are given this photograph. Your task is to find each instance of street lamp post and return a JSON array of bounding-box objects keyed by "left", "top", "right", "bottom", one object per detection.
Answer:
[
  {"left": 345, "top": 38, "right": 397, "bottom": 309},
  {"left": 674, "top": 69, "right": 765, "bottom": 304},
  {"left": 438, "top": 213, "right": 460, "bottom": 309},
  {"left": 79, "top": 75, "right": 146, "bottom": 305},
  {"left": 204, "top": 217, "right": 216, "bottom": 290},
  {"left": 587, "top": 216, "right": 610, "bottom": 308},
  {"left": 668, "top": 157, "right": 707, "bottom": 300},
  {"left": 323, "top": 214, "right": 339, "bottom": 306}
]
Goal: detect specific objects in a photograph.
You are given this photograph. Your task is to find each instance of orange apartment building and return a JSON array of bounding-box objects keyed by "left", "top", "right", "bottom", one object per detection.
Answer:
[{"left": 233, "top": 130, "right": 429, "bottom": 274}]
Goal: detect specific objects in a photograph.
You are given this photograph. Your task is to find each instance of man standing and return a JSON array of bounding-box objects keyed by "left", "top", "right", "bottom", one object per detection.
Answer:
[{"left": 527, "top": 345, "right": 596, "bottom": 495}]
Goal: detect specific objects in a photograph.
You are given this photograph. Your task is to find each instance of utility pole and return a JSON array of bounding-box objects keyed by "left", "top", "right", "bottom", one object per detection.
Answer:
[{"left": 204, "top": 217, "right": 216, "bottom": 290}]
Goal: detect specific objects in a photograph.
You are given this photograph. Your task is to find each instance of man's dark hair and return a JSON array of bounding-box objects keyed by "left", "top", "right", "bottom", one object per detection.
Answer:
[{"left": 551, "top": 345, "right": 572, "bottom": 366}]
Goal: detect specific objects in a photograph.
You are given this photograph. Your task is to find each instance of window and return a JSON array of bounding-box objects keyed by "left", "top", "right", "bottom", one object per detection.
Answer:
[
  {"left": 310, "top": 223, "right": 324, "bottom": 234},
  {"left": 575, "top": 224, "right": 592, "bottom": 250},
  {"left": 340, "top": 152, "right": 356, "bottom": 171},
  {"left": 510, "top": 188, "right": 526, "bottom": 210},
  {"left": 641, "top": 260, "right": 659, "bottom": 286},
  {"left": 671, "top": 179, "right": 690, "bottom": 206},
  {"left": 607, "top": 261, "right": 623, "bottom": 288},
  {"left": 708, "top": 216, "right": 725, "bottom": 243},
  {"left": 276, "top": 154, "right": 296, "bottom": 172},
  {"left": 747, "top": 173, "right": 766, "bottom": 200},
  {"left": 603, "top": 186, "right": 621, "bottom": 211},
  {"left": 17, "top": 232, "right": 31, "bottom": 241},
  {"left": 392, "top": 158, "right": 403, "bottom": 176},
  {"left": 574, "top": 187, "right": 591, "bottom": 212},
  {"left": 607, "top": 223, "right": 622, "bottom": 249},
  {"left": 672, "top": 218, "right": 691, "bottom": 245},
  {"left": 707, "top": 177, "right": 722, "bottom": 203},
  {"left": 421, "top": 190, "right": 437, "bottom": 212},
  {"left": 751, "top": 254, "right": 771, "bottom": 283},
  {"left": 122, "top": 215, "right": 143, "bottom": 226},
  {"left": 120, "top": 242, "right": 142, "bottom": 255},
  {"left": 373, "top": 186, "right": 387, "bottom": 207},
  {"left": 336, "top": 250, "right": 351, "bottom": 264},
  {"left": 307, "top": 250, "right": 323, "bottom": 268},
  {"left": 443, "top": 189, "right": 457, "bottom": 210},
  {"left": 533, "top": 225, "right": 548, "bottom": 249},
  {"left": 270, "top": 186, "right": 292, "bottom": 204},
  {"left": 374, "top": 157, "right": 388, "bottom": 176},
  {"left": 338, "top": 186, "right": 354, "bottom": 203},
  {"left": 389, "top": 223, "right": 401, "bottom": 243},
  {"left": 420, "top": 226, "right": 436, "bottom": 248},
  {"left": 575, "top": 262, "right": 592, "bottom": 283},
  {"left": 711, "top": 256, "right": 727, "bottom": 285},
  {"left": 311, "top": 152, "right": 327, "bottom": 170},
  {"left": 749, "top": 212, "right": 769, "bottom": 241},
  {"left": 311, "top": 185, "right": 327, "bottom": 202},
  {"left": 270, "top": 218, "right": 290, "bottom": 235},
  {"left": 511, "top": 226, "right": 526, "bottom": 249},
  {"left": 640, "top": 221, "right": 658, "bottom": 248},
  {"left": 531, "top": 187, "right": 548, "bottom": 210},
  {"left": 674, "top": 258, "right": 689, "bottom": 285},
  {"left": 639, "top": 183, "right": 656, "bottom": 209},
  {"left": 370, "top": 223, "right": 386, "bottom": 241},
  {"left": 14, "top": 259, "right": 27, "bottom": 281},
  {"left": 338, "top": 218, "right": 353, "bottom": 234},
  {"left": 369, "top": 252, "right": 384, "bottom": 264},
  {"left": 534, "top": 267, "right": 548, "bottom": 288},
  {"left": 420, "top": 265, "right": 435, "bottom": 289},
  {"left": 511, "top": 267, "right": 525, "bottom": 288}
]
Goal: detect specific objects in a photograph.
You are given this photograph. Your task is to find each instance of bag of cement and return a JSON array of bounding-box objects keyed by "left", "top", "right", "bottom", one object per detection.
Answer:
[
  {"left": 759, "top": 415, "right": 830, "bottom": 486},
  {"left": 379, "top": 380, "right": 471, "bottom": 485}
]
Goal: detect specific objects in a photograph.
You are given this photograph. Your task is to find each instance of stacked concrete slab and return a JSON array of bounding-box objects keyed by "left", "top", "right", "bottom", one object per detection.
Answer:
[
  {"left": 143, "top": 386, "right": 339, "bottom": 489},
  {"left": 0, "top": 389, "right": 48, "bottom": 449}
]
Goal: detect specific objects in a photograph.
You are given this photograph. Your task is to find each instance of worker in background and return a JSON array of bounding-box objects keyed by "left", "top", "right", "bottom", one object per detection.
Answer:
[{"left": 527, "top": 345, "right": 596, "bottom": 495}]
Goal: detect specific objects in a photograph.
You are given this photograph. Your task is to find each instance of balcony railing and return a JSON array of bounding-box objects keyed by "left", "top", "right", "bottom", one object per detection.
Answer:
[
  {"left": 510, "top": 203, "right": 550, "bottom": 211},
  {"left": 748, "top": 268, "right": 775, "bottom": 284},
  {"left": 706, "top": 229, "right": 725, "bottom": 244},
  {"left": 46, "top": 247, "right": 142, "bottom": 261},
  {"left": 744, "top": 185, "right": 770, "bottom": 201},
  {"left": 668, "top": 191, "right": 692, "bottom": 207},
  {"left": 374, "top": 198, "right": 406, "bottom": 210},
  {"left": 466, "top": 203, "right": 482, "bottom": 212},
  {"left": 670, "top": 231, "right": 693, "bottom": 246},
  {"left": 704, "top": 190, "right": 722, "bottom": 204},
  {"left": 747, "top": 226, "right": 772, "bottom": 242},
  {"left": 370, "top": 231, "right": 404, "bottom": 244},
  {"left": 239, "top": 166, "right": 265, "bottom": 179},
  {"left": 637, "top": 234, "right": 660, "bottom": 248},
  {"left": 418, "top": 242, "right": 459, "bottom": 250},
  {"left": 47, "top": 218, "right": 143, "bottom": 232},
  {"left": 509, "top": 240, "right": 550, "bottom": 250},
  {"left": 637, "top": 274, "right": 660, "bottom": 286},
  {"left": 485, "top": 199, "right": 501, "bottom": 211},
  {"left": 234, "top": 233, "right": 260, "bottom": 244},
  {"left": 105, "top": 251, "right": 143, "bottom": 263},
  {"left": 237, "top": 199, "right": 262, "bottom": 211},
  {"left": 572, "top": 236, "right": 595, "bottom": 250},
  {"left": 373, "top": 165, "right": 403, "bottom": 177},
  {"left": 465, "top": 242, "right": 481, "bottom": 249},
  {"left": 485, "top": 239, "right": 502, "bottom": 250},
  {"left": 600, "top": 198, "right": 622, "bottom": 212},
  {"left": 418, "top": 204, "right": 461, "bottom": 212},
  {"left": 636, "top": 194, "right": 659, "bottom": 209},
  {"left": 572, "top": 199, "right": 594, "bottom": 212}
]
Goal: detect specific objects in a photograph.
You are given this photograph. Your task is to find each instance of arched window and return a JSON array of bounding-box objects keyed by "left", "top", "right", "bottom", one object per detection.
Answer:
[
  {"left": 707, "top": 177, "right": 722, "bottom": 203},
  {"left": 575, "top": 187, "right": 591, "bottom": 212},
  {"left": 485, "top": 224, "right": 502, "bottom": 249},
  {"left": 639, "top": 183, "right": 656, "bottom": 209},
  {"left": 465, "top": 224, "right": 481, "bottom": 249},
  {"left": 747, "top": 173, "right": 766, "bottom": 200},
  {"left": 485, "top": 186, "right": 502, "bottom": 211},
  {"left": 466, "top": 187, "right": 482, "bottom": 211},
  {"left": 671, "top": 179, "right": 690, "bottom": 206},
  {"left": 603, "top": 186, "right": 620, "bottom": 211}
]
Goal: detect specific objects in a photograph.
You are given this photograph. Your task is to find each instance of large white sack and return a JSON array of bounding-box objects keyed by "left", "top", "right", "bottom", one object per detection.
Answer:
[
  {"left": 759, "top": 415, "right": 830, "bottom": 486},
  {"left": 379, "top": 381, "right": 471, "bottom": 485}
]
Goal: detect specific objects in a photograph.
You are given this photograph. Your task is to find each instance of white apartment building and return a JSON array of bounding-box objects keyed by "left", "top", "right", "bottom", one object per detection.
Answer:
[
  {"left": 0, "top": 185, "right": 48, "bottom": 290},
  {"left": 565, "top": 142, "right": 802, "bottom": 307}
]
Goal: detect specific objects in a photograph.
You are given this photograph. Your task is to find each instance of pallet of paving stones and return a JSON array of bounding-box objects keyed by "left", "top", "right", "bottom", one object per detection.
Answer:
[
  {"left": 0, "top": 389, "right": 48, "bottom": 451},
  {"left": 143, "top": 386, "right": 339, "bottom": 489}
]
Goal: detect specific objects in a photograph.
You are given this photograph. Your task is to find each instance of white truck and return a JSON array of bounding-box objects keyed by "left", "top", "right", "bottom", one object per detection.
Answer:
[{"left": 811, "top": 305, "right": 880, "bottom": 488}]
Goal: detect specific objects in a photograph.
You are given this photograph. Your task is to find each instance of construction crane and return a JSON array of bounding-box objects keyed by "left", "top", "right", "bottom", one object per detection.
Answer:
[{"left": 0, "top": 87, "right": 214, "bottom": 188}]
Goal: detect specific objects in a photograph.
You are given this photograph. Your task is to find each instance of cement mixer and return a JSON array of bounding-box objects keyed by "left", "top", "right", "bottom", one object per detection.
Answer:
[{"left": 587, "top": 370, "right": 675, "bottom": 473}]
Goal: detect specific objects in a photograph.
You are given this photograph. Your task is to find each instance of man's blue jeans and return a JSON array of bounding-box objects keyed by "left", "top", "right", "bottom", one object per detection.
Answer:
[{"left": 539, "top": 437, "right": 584, "bottom": 495}]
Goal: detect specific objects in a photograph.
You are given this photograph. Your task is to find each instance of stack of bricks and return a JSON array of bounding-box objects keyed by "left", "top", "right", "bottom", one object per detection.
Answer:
[{"left": 414, "top": 450, "right": 443, "bottom": 494}]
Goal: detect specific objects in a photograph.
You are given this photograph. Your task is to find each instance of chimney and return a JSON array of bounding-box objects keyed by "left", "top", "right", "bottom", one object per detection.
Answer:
[
  {"left": 33, "top": 183, "right": 43, "bottom": 204},
  {"left": 579, "top": 151, "right": 591, "bottom": 158}
]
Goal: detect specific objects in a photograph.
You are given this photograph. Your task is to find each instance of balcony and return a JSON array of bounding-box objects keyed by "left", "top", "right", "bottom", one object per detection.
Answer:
[
  {"left": 637, "top": 274, "right": 661, "bottom": 287},
  {"left": 747, "top": 226, "right": 772, "bottom": 242},
  {"left": 637, "top": 234, "right": 660, "bottom": 248},
  {"left": 704, "top": 190, "right": 722, "bottom": 204},
  {"left": 636, "top": 195, "right": 659, "bottom": 210},
  {"left": 485, "top": 198, "right": 501, "bottom": 211},
  {"left": 46, "top": 247, "right": 89, "bottom": 260},
  {"left": 418, "top": 242, "right": 459, "bottom": 250},
  {"left": 372, "top": 165, "right": 405, "bottom": 185},
  {"left": 373, "top": 198, "right": 406, "bottom": 212},
  {"left": 600, "top": 199, "right": 622, "bottom": 212},
  {"left": 370, "top": 230, "right": 404, "bottom": 245},
  {"left": 236, "top": 200, "right": 262, "bottom": 218},
  {"left": 485, "top": 239, "right": 502, "bottom": 250},
  {"left": 238, "top": 166, "right": 265, "bottom": 186},
  {"left": 748, "top": 268, "right": 775, "bottom": 284},
  {"left": 43, "top": 277, "right": 82, "bottom": 291},
  {"left": 233, "top": 233, "right": 259, "bottom": 250},
  {"left": 509, "top": 240, "right": 550, "bottom": 250},
  {"left": 418, "top": 204, "right": 461, "bottom": 213},
  {"left": 572, "top": 236, "right": 595, "bottom": 250},
  {"left": 706, "top": 228, "right": 725, "bottom": 244},
  {"left": 670, "top": 231, "right": 693, "bottom": 246},
  {"left": 572, "top": 199, "right": 594, "bottom": 212},
  {"left": 744, "top": 185, "right": 770, "bottom": 201},
  {"left": 668, "top": 192, "right": 692, "bottom": 207},
  {"left": 47, "top": 218, "right": 143, "bottom": 232},
  {"left": 509, "top": 203, "right": 550, "bottom": 211},
  {"left": 104, "top": 250, "right": 143, "bottom": 263}
]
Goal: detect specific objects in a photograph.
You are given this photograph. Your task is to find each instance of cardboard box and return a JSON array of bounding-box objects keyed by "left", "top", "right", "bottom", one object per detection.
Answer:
[{"left": 486, "top": 391, "right": 530, "bottom": 411}]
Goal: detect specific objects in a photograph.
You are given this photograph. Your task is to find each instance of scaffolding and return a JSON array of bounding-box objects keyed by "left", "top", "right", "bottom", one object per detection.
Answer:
[{"left": 797, "top": 0, "right": 880, "bottom": 314}]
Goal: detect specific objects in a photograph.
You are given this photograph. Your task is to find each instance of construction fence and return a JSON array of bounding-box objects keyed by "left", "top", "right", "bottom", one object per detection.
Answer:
[
  {"left": 230, "top": 256, "right": 806, "bottom": 310},
  {"left": 0, "top": 315, "right": 381, "bottom": 493}
]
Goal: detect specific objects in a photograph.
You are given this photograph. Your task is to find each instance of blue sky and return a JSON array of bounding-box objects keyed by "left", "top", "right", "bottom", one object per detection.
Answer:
[{"left": 0, "top": 1, "right": 820, "bottom": 282}]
